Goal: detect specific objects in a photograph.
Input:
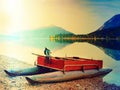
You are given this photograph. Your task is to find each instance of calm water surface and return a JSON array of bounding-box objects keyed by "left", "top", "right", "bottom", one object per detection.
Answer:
[{"left": 0, "top": 38, "right": 120, "bottom": 85}]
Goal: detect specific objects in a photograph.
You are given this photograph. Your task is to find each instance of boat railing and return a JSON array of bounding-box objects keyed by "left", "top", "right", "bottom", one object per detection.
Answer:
[
  {"left": 32, "top": 53, "right": 97, "bottom": 61},
  {"left": 32, "top": 53, "right": 43, "bottom": 57}
]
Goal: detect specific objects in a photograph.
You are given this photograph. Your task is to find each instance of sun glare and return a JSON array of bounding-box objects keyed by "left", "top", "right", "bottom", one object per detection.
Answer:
[{"left": 2, "top": 0, "right": 24, "bottom": 35}]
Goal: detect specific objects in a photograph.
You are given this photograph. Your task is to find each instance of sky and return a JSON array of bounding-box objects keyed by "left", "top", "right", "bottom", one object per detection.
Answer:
[{"left": 0, "top": 0, "right": 120, "bottom": 35}]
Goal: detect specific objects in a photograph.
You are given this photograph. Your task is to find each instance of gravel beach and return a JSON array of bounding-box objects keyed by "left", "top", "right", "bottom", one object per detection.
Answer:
[{"left": 0, "top": 55, "right": 120, "bottom": 90}]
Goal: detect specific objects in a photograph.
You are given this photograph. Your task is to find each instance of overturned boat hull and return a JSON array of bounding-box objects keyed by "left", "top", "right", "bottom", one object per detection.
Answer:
[
  {"left": 4, "top": 66, "right": 56, "bottom": 76},
  {"left": 26, "top": 68, "right": 112, "bottom": 84}
]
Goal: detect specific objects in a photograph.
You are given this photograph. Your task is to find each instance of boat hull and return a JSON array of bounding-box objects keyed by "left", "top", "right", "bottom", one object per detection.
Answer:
[
  {"left": 26, "top": 68, "right": 112, "bottom": 84},
  {"left": 4, "top": 66, "right": 56, "bottom": 76}
]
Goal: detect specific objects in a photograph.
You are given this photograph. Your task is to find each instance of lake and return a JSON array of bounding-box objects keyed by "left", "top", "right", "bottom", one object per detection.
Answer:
[{"left": 0, "top": 37, "right": 120, "bottom": 86}]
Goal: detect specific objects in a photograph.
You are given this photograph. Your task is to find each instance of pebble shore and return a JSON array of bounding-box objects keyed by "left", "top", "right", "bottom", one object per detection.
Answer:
[{"left": 0, "top": 55, "right": 120, "bottom": 90}]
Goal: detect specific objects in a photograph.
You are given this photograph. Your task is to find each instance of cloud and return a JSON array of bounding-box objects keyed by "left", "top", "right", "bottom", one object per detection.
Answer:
[
  {"left": 81, "top": 0, "right": 120, "bottom": 22},
  {"left": 85, "top": 0, "right": 120, "bottom": 13}
]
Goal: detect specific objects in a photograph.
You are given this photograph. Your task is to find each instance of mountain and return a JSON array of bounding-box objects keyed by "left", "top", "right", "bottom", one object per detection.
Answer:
[
  {"left": 8, "top": 26, "right": 73, "bottom": 49},
  {"left": 88, "top": 14, "right": 120, "bottom": 38},
  {"left": 15, "top": 26, "right": 73, "bottom": 38},
  {"left": 99, "top": 14, "right": 120, "bottom": 30}
]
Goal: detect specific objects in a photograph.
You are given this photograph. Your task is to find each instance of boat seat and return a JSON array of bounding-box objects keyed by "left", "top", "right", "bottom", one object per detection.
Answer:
[
  {"left": 62, "top": 58, "right": 68, "bottom": 60},
  {"left": 55, "top": 57, "right": 61, "bottom": 59},
  {"left": 72, "top": 57, "right": 80, "bottom": 59}
]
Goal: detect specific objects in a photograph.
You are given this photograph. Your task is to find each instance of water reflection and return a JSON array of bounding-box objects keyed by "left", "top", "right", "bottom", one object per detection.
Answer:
[
  {"left": 0, "top": 37, "right": 72, "bottom": 65},
  {"left": 87, "top": 40, "right": 120, "bottom": 50},
  {"left": 15, "top": 38, "right": 70, "bottom": 51},
  {"left": 87, "top": 40, "right": 120, "bottom": 61},
  {"left": 52, "top": 39, "right": 120, "bottom": 61}
]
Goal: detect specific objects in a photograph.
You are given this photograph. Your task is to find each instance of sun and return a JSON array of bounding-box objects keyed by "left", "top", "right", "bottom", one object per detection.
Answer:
[{"left": 0, "top": 0, "right": 25, "bottom": 35}]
